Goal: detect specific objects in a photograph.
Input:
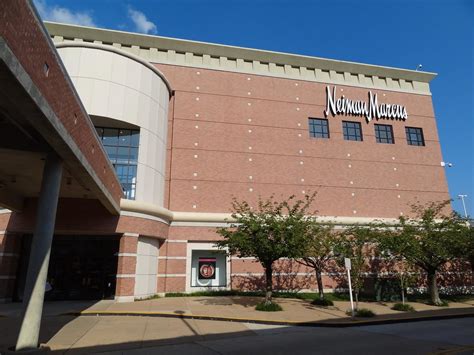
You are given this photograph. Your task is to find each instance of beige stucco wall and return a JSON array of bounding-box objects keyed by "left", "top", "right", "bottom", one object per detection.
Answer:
[
  {"left": 134, "top": 236, "right": 159, "bottom": 299},
  {"left": 57, "top": 45, "right": 170, "bottom": 206}
]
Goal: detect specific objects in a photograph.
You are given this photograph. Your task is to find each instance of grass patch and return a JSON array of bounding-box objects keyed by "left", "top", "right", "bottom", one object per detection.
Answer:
[
  {"left": 165, "top": 291, "right": 240, "bottom": 298},
  {"left": 347, "top": 308, "right": 376, "bottom": 317},
  {"left": 255, "top": 302, "right": 283, "bottom": 312},
  {"left": 429, "top": 300, "right": 449, "bottom": 307},
  {"left": 391, "top": 303, "right": 415, "bottom": 312},
  {"left": 135, "top": 294, "right": 160, "bottom": 301},
  {"left": 311, "top": 298, "right": 334, "bottom": 307},
  {"left": 164, "top": 290, "right": 319, "bottom": 300},
  {"left": 407, "top": 293, "right": 473, "bottom": 305}
]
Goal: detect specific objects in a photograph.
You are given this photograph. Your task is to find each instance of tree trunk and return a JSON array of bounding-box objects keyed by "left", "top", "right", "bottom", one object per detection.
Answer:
[
  {"left": 427, "top": 270, "right": 442, "bottom": 305},
  {"left": 401, "top": 275, "right": 405, "bottom": 304},
  {"left": 316, "top": 270, "right": 324, "bottom": 300},
  {"left": 355, "top": 290, "right": 359, "bottom": 309},
  {"left": 264, "top": 264, "right": 273, "bottom": 305}
]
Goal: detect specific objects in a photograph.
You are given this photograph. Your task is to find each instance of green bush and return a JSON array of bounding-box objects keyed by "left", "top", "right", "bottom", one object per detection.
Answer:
[
  {"left": 356, "top": 308, "right": 376, "bottom": 317},
  {"left": 135, "top": 294, "right": 160, "bottom": 301},
  {"left": 255, "top": 302, "right": 283, "bottom": 312},
  {"left": 391, "top": 303, "right": 415, "bottom": 312},
  {"left": 346, "top": 308, "right": 376, "bottom": 317},
  {"left": 311, "top": 298, "right": 334, "bottom": 307}
]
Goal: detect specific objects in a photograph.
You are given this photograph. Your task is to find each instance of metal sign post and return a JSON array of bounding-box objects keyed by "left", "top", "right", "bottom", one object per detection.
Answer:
[{"left": 344, "top": 257, "right": 355, "bottom": 317}]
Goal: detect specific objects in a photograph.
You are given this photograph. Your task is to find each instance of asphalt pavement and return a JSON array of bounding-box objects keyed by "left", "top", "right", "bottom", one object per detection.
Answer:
[{"left": 94, "top": 318, "right": 474, "bottom": 355}]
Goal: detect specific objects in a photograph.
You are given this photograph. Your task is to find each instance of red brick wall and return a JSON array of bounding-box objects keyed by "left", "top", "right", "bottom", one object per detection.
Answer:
[
  {"left": 4, "top": 198, "right": 169, "bottom": 238},
  {"left": 115, "top": 233, "right": 138, "bottom": 298},
  {"left": 0, "top": 1, "right": 122, "bottom": 206},
  {"left": 156, "top": 64, "right": 449, "bottom": 218}
]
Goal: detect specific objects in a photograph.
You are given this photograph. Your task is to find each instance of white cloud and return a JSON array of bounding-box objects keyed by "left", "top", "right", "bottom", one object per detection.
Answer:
[
  {"left": 34, "top": 0, "right": 96, "bottom": 27},
  {"left": 128, "top": 7, "right": 157, "bottom": 34}
]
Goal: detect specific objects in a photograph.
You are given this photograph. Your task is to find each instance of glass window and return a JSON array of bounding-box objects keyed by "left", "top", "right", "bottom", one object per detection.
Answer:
[
  {"left": 119, "top": 129, "right": 132, "bottom": 146},
  {"left": 375, "top": 124, "right": 394, "bottom": 144},
  {"left": 405, "top": 127, "right": 425, "bottom": 146},
  {"left": 102, "top": 128, "right": 119, "bottom": 146},
  {"left": 342, "top": 121, "right": 363, "bottom": 141},
  {"left": 130, "top": 131, "right": 140, "bottom": 147},
  {"left": 96, "top": 126, "right": 140, "bottom": 199},
  {"left": 116, "top": 147, "right": 130, "bottom": 164},
  {"left": 308, "top": 118, "right": 330, "bottom": 139}
]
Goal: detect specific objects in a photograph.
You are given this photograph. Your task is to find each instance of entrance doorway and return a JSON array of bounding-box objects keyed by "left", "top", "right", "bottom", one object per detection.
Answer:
[{"left": 15, "top": 235, "right": 120, "bottom": 301}]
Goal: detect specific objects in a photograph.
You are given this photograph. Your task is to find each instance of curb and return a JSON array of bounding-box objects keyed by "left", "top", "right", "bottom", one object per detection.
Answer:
[{"left": 61, "top": 309, "right": 474, "bottom": 328}]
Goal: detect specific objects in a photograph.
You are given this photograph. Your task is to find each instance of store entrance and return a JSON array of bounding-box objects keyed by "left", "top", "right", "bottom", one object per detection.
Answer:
[{"left": 15, "top": 235, "right": 120, "bottom": 301}]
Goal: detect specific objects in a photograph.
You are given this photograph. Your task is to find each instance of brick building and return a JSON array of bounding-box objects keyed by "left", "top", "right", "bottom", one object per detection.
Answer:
[{"left": 1, "top": 15, "right": 450, "bottom": 303}]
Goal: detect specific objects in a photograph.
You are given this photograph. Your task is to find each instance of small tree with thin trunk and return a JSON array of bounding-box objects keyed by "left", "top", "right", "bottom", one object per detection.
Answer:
[
  {"left": 216, "top": 194, "right": 315, "bottom": 306},
  {"left": 296, "top": 223, "right": 336, "bottom": 300},
  {"left": 336, "top": 225, "right": 376, "bottom": 308},
  {"left": 379, "top": 200, "right": 468, "bottom": 306},
  {"left": 378, "top": 251, "right": 417, "bottom": 304}
]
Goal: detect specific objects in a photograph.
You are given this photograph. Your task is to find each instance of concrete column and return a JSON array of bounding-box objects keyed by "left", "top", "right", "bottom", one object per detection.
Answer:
[{"left": 15, "top": 153, "right": 63, "bottom": 351}]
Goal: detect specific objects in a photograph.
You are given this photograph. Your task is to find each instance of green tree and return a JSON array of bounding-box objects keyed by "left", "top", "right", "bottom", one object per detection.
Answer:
[
  {"left": 216, "top": 194, "right": 315, "bottom": 305},
  {"left": 336, "top": 225, "right": 377, "bottom": 308},
  {"left": 377, "top": 251, "right": 417, "bottom": 304},
  {"left": 296, "top": 223, "right": 337, "bottom": 300},
  {"left": 379, "top": 200, "right": 469, "bottom": 306},
  {"left": 459, "top": 224, "right": 474, "bottom": 273}
]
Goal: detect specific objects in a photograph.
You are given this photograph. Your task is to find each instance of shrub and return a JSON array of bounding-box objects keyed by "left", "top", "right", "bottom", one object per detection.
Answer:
[
  {"left": 255, "top": 302, "right": 283, "bottom": 312},
  {"left": 311, "top": 298, "right": 334, "bottom": 307},
  {"left": 135, "top": 294, "right": 160, "bottom": 301},
  {"left": 356, "top": 308, "right": 376, "bottom": 317},
  {"left": 346, "top": 308, "right": 376, "bottom": 317},
  {"left": 391, "top": 303, "right": 415, "bottom": 312}
]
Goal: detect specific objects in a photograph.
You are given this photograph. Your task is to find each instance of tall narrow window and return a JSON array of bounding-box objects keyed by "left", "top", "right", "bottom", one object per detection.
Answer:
[
  {"left": 308, "top": 118, "right": 330, "bottom": 138},
  {"left": 375, "top": 124, "right": 394, "bottom": 144},
  {"left": 405, "top": 127, "right": 425, "bottom": 146},
  {"left": 342, "top": 121, "right": 363, "bottom": 141},
  {"left": 96, "top": 127, "right": 139, "bottom": 199}
]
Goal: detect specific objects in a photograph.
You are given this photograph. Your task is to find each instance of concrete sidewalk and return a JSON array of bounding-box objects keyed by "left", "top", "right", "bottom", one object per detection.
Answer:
[
  {"left": 60, "top": 296, "right": 474, "bottom": 326},
  {"left": 1, "top": 296, "right": 474, "bottom": 324},
  {"left": 0, "top": 296, "right": 473, "bottom": 353}
]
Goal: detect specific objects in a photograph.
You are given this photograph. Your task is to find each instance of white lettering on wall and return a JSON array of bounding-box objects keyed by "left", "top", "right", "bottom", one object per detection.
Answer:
[{"left": 324, "top": 86, "right": 408, "bottom": 122}]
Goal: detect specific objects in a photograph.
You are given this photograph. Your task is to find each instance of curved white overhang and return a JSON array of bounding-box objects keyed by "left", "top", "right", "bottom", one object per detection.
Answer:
[{"left": 55, "top": 41, "right": 173, "bottom": 96}]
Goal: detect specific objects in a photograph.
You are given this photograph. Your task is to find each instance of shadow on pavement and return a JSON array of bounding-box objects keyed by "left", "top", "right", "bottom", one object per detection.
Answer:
[{"left": 0, "top": 300, "right": 105, "bottom": 350}]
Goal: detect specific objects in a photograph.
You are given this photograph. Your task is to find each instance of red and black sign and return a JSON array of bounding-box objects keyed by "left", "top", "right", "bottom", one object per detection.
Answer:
[{"left": 198, "top": 257, "right": 216, "bottom": 280}]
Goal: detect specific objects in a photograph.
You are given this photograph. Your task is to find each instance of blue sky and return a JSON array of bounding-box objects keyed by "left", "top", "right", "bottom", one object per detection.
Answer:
[{"left": 35, "top": 0, "right": 473, "bottom": 217}]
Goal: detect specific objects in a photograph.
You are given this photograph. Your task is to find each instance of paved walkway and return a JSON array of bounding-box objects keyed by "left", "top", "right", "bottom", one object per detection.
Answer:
[{"left": 0, "top": 296, "right": 473, "bottom": 353}]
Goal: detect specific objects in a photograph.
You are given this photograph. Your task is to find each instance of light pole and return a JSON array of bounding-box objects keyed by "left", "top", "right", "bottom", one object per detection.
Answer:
[{"left": 457, "top": 194, "right": 468, "bottom": 218}]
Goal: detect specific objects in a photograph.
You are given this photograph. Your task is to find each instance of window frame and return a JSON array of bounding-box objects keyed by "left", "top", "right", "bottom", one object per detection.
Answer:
[
  {"left": 308, "top": 118, "right": 330, "bottom": 139},
  {"left": 342, "top": 120, "right": 363, "bottom": 142},
  {"left": 405, "top": 126, "right": 425, "bottom": 146},
  {"left": 96, "top": 126, "right": 139, "bottom": 199},
  {"left": 374, "top": 124, "right": 395, "bottom": 144}
]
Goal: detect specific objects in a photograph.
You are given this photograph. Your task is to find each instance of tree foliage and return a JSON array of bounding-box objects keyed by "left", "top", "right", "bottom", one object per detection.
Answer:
[
  {"left": 336, "top": 225, "right": 377, "bottom": 308},
  {"left": 216, "top": 194, "right": 315, "bottom": 305},
  {"left": 378, "top": 200, "right": 469, "bottom": 305},
  {"left": 297, "top": 223, "right": 337, "bottom": 300}
]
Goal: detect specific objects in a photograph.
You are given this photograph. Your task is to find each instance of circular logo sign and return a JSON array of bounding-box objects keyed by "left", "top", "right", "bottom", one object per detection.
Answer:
[{"left": 199, "top": 263, "right": 215, "bottom": 279}]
